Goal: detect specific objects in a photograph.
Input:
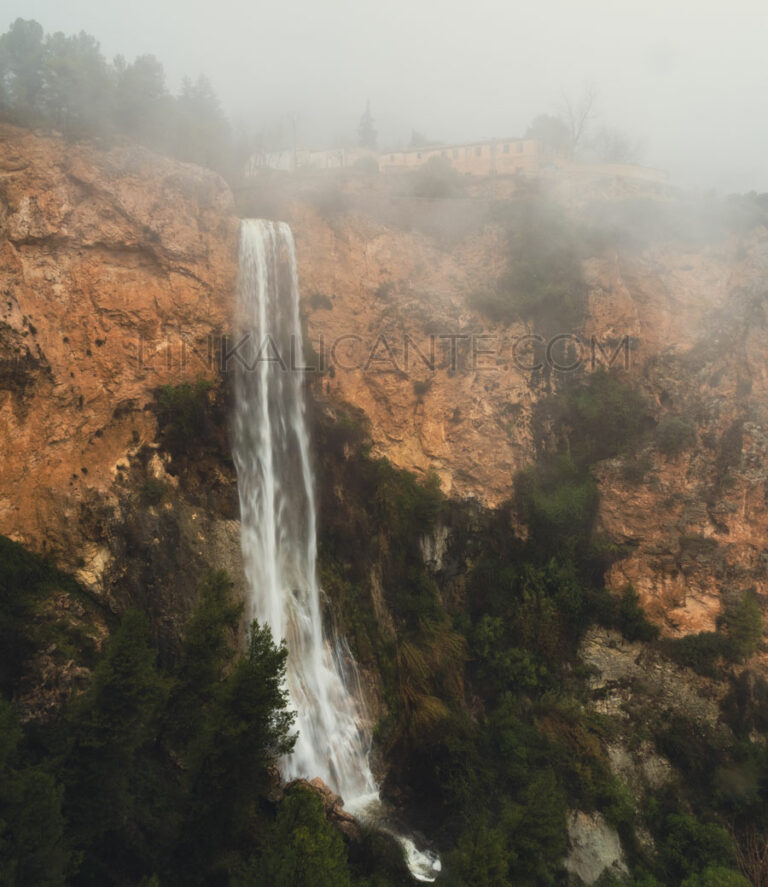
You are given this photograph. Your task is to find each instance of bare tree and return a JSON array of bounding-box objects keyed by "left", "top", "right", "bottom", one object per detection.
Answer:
[
  {"left": 735, "top": 825, "right": 768, "bottom": 887},
  {"left": 591, "top": 126, "right": 641, "bottom": 164},
  {"left": 558, "top": 87, "right": 598, "bottom": 155}
]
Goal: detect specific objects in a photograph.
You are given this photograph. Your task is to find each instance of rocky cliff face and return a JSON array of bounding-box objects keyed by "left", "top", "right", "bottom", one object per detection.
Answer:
[
  {"left": 0, "top": 124, "right": 240, "bottom": 622},
  {"left": 286, "top": 199, "right": 768, "bottom": 639},
  {"left": 3, "top": 126, "right": 768, "bottom": 645}
]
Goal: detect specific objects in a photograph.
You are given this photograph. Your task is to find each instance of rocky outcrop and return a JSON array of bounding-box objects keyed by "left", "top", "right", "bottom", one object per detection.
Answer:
[
  {"left": 287, "top": 195, "right": 768, "bottom": 638},
  {"left": 3, "top": 125, "right": 768, "bottom": 646},
  {"left": 290, "top": 203, "right": 534, "bottom": 506},
  {"left": 580, "top": 626, "right": 731, "bottom": 727},
  {"left": 0, "top": 125, "right": 239, "bottom": 606},
  {"left": 291, "top": 777, "right": 361, "bottom": 840},
  {"left": 564, "top": 810, "right": 628, "bottom": 885}
]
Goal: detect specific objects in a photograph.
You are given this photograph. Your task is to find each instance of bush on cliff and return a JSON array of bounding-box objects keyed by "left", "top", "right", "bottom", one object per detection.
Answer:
[
  {"left": 656, "top": 415, "right": 697, "bottom": 457},
  {"left": 470, "top": 197, "right": 587, "bottom": 333},
  {"left": 156, "top": 379, "right": 215, "bottom": 456}
]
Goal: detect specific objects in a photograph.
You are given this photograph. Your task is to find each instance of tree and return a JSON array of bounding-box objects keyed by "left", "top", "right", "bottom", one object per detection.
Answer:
[
  {"left": 113, "top": 53, "right": 170, "bottom": 149},
  {"left": 558, "top": 87, "right": 598, "bottom": 155},
  {"left": 238, "top": 785, "right": 351, "bottom": 887},
  {"left": 0, "top": 19, "right": 237, "bottom": 178},
  {"left": 525, "top": 114, "right": 570, "bottom": 153},
  {"left": 591, "top": 125, "right": 640, "bottom": 164},
  {"left": 0, "top": 699, "right": 68, "bottom": 886},
  {"left": 358, "top": 100, "right": 377, "bottom": 149},
  {"left": 42, "top": 30, "right": 112, "bottom": 137},
  {"left": 726, "top": 591, "right": 763, "bottom": 662},
  {"left": 177, "top": 620, "right": 296, "bottom": 879},
  {"left": 0, "top": 19, "right": 45, "bottom": 123},
  {"left": 167, "top": 569, "right": 242, "bottom": 747},
  {"left": 409, "top": 129, "right": 439, "bottom": 149},
  {"left": 62, "top": 610, "right": 169, "bottom": 883},
  {"left": 174, "top": 74, "right": 231, "bottom": 172},
  {"left": 505, "top": 768, "right": 567, "bottom": 884}
]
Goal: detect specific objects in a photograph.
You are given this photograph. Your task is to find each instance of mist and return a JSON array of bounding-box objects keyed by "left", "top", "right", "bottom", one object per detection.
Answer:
[{"left": 4, "top": 0, "right": 767, "bottom": 193}]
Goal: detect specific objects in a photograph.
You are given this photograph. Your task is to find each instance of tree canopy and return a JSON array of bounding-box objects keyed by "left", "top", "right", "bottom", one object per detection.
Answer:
[{"left": 0, "top": 18, "right": 236, "bottom": 176}]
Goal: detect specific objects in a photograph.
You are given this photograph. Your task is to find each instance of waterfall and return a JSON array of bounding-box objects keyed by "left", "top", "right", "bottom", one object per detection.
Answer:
[{"left": 232, "top": 219, "right": 440, "bottom": 882}]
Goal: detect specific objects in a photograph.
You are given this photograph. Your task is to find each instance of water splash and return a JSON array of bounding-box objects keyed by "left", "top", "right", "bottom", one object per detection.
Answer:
[{"left": 233, "top": 219, "right": 440, "bottom": 882}]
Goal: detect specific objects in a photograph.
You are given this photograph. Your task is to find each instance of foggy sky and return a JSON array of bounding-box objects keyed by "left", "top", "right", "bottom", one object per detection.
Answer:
[{"left": 5, "top": 0, "right": 767, "bottom": 193}]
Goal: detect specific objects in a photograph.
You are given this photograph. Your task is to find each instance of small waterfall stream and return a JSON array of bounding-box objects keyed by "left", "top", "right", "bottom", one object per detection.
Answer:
[{"left": 232, "top": 219, "right": 440, "bottom": 882}]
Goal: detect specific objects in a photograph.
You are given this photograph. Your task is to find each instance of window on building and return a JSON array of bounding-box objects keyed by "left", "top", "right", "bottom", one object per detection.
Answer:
[
  {"left": 417, "top": 152, "right": 422, "bottom": 159},
  {"left": 453, "top": 149, "right": 459, "bottom": 159},
  {"left": 517, "top": 142, "right": 524, "bottom": 153},
  {"left": 475, "top": 146, "right": 482, "bottom": 156},
  {"left": 503, "top": 143, "right": 510, "bottom": 153}
]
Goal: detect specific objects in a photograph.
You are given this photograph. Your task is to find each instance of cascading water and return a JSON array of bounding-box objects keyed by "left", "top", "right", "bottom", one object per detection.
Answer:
[{"left": 232, "top": 219, "right": 440, "bottom": 882}]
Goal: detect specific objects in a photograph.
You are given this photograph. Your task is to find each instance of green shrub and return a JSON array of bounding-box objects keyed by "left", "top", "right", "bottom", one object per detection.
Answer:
[
  {"left": 141, "top": 477, "right": 167, "bottom": 505},
  {"left": 681, "top": 867, "right": 750, "bottom": 887},
  {"left": 657, "top": 415, "right": 697, "bottom": 457},
  {"left": 560, "top": 370, "right": 648, "bottom": 465},
  {"left": 353, "top": 155, "right": 379, "bottom": 174},
  {"left": 515, "top": 455, "right": 598, "bottom": 549},
  {"left": 448, "top": 822, "right": 513, "bottom": 887},
  {"left": 615, "top": 585, "right": 659, "bottom": 642},
  {"left": 620, "top": 452, "right": 654, "bottom": 484},
  {"left": 156, "top": 379, "right": 214, "bottom": 455},
  {"left": 660, "top": 813, "right": 738, "bottom": 883},
  {"left": 724, "top": 590, "right": 762, "bottom": 661},
  {"left": 665, "top": 631, "right": 730, "bottom": 677},
  {"left": 471, "top": 197, "right": 587, "bottom": 332},
  {"left": 309, "top": 291, "right": 334, "bottom": 310},
  {"left": 308, "top": 182, "right": 348, "bottom": 218}
]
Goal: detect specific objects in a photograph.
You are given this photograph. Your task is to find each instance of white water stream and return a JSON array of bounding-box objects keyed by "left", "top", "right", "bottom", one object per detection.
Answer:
[{"left": 232, "top": 219, "right": 440, "bottom": 882}]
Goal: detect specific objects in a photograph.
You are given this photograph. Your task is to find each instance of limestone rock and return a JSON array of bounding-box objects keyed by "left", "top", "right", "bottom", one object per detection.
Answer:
[
  {"left": 564, "top": 810, "right": 628, "bottom": 885},
  {"left": 0, "top": 124, "right": 238, "bottom": 576}
]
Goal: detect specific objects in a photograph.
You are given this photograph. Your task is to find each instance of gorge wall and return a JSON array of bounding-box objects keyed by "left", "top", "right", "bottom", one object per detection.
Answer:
[
  {"left": 2, "top": 123, "right": 768, "bottom": 649},
  {"left": 0, "top": 124, "right": 240, "bottom": 628},
  {"left": 286, "top": 195, "right": 768, "bottom": 642}
]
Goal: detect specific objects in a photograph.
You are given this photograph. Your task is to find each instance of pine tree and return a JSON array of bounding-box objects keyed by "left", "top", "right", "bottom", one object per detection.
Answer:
[
  {"left": 358, "top": 100, "right": 377, "bottom": 149},
  {"left": 236, "top": 785, "right": 351, "bottom": 887},
  {"left": 62, "top": 610, "right": 169, "bottom": 883},
  {"left": 177, "top": 620, "right": 296, "bottom": 880},
  {"left": 0, "top": 699, "right": 68, "bottom": 886}
]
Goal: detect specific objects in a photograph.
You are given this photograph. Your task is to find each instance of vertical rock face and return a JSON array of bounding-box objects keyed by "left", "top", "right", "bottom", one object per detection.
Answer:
[
  {"left": 287, "top": 203, "right": 537, "bottom": 506},
  {"left": 0, "top": 125, "right": 238, "bottom": 584},
  {"left": 288, "top": 200, "right": 768, "bottom": 637},
  {"left": 586, "top": 234, "right": 768, "bottom": 635},
  {"left": 3, "top": 124, "right": 768, "bottom": 642}
]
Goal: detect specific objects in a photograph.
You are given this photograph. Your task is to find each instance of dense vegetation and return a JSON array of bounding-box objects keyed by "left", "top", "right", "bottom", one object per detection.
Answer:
[
  {"left": 315, "top": 370, "right": 764, "bottom": 887},
  {"left": 0, "top": 18, "right": 242, "bottom": 176},
  {"left": 2, "top": 367, "right": 767, "bottom": 885},
  {"left": 0, "top": 548, "right": 412, "bottom": 885},
  {"left": 470, "top": 196, "right": 589, "bottom": 334}
]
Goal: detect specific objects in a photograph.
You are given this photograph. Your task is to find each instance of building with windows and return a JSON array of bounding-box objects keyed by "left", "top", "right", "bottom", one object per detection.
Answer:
[
  {"left": 242, "top": 136, "right": 670, "bottom": 202},
  {"left": 244, "top": 147, "right": 377, "bottom": 175},
  {"left": 379, "top": 138, "right": 546, "bottom": 176}
]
